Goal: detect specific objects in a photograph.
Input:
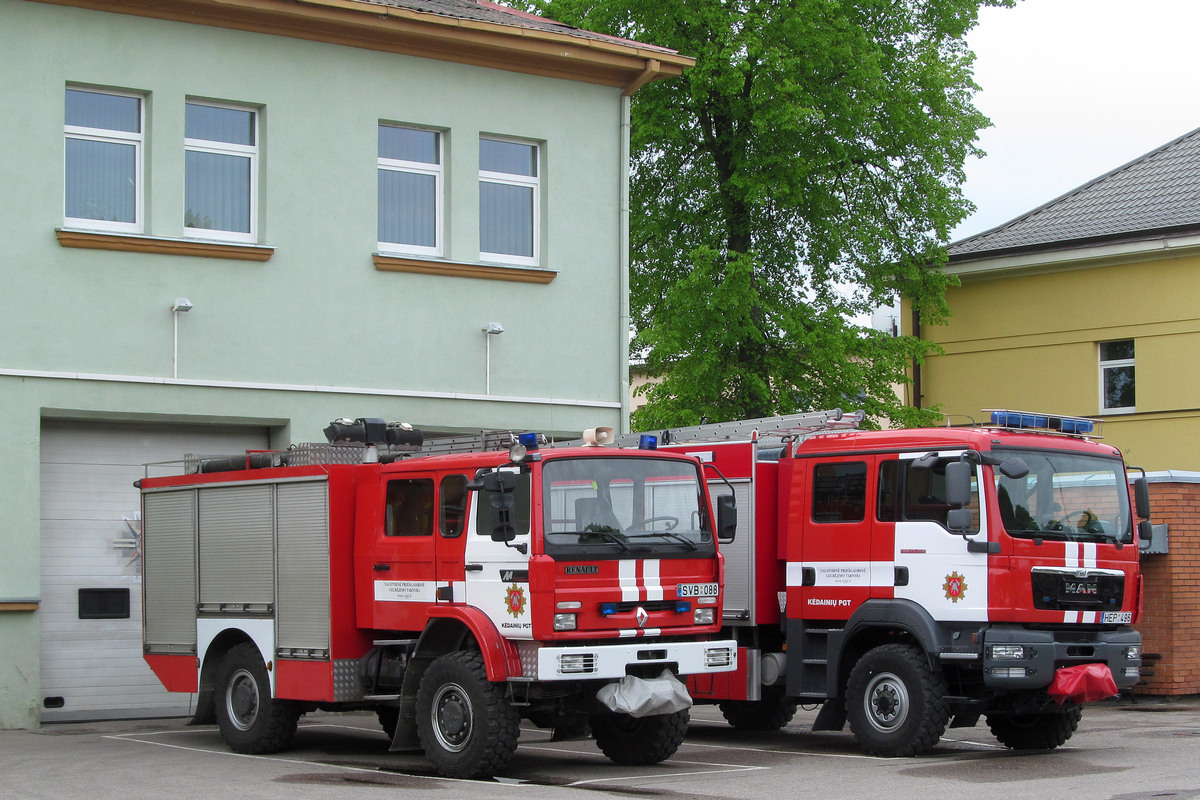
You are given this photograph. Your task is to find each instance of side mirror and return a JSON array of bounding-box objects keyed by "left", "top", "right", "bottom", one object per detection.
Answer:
[
  {"left": 1138, "top": 519, "right": 1154, "bottom": 551},
  {"left": 480, "top": 470, "right": 519, "bottom": 543},
  {"left": 945, "top": 460, "right": 972, "bottom": 508},
  {"left": 1134, "top": 477, "right": 1151, "bottom": 520},
  {"left": 947, "top": 507, "right": 974, "bottom": 532},
  {"left": 716, "top": 494, "right": 737, "bottom": 543}
]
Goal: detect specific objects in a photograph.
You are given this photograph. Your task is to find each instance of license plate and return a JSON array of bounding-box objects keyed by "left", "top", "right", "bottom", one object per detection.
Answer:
[
  {"left": 1102, "top": 611, "right": 1132, "bottom": 624},
  {"left": 677, "top": 582, "right": 718, "bottom": 598}
]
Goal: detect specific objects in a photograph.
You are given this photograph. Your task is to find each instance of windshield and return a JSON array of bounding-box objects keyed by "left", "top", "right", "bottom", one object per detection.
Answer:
[
  {"left": 542, "top": 457, "right": 714, "bottom": 560},
  {"left": 993, "top": 450, "right": 1132, "bottom": 544}
]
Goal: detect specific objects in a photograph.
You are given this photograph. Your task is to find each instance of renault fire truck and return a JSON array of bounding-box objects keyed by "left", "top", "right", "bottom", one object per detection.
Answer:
[
  {"left": 645, "top": 409, "right": 1146, "bottom": 756},
  {"left": 137, "top": 419, "right": 738, "bottom": 779}
]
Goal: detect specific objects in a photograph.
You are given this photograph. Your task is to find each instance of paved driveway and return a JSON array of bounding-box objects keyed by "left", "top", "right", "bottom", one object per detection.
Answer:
[{"left": 5, "top": 700, "right": 1199, "bottom": 799}]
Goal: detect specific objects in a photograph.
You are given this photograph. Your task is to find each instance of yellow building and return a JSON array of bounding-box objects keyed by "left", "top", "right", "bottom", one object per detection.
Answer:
[{"left": 909, "top": 127, "right": 1200, "bottom": 472}]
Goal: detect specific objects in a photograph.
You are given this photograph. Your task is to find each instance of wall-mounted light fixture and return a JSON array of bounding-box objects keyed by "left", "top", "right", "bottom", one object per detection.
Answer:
[
  {"left": 483, "top": 321, "right": 503, "bottom": 395},
  {"left": 171, "top": 298, "right": 193, "bottom": 379}
]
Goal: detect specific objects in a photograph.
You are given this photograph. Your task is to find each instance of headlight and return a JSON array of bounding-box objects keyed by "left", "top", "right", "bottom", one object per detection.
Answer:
[
  {"left": 989, "top": 645, "right": 1028, "bottom": 660},
  {"left": 1124, "top": 645, "right": 1142, "bottom": 660},
  {"left": 553, "top": 613, "right": 577, "bottom": 631},
  {"left": 693, "top": 608, "right": 715, "bottom": 626}
]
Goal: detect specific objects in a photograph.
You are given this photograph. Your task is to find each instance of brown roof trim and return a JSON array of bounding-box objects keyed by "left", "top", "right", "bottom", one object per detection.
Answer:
[{"left": 28, "top": 0, "right": 693, "bottom": 91}]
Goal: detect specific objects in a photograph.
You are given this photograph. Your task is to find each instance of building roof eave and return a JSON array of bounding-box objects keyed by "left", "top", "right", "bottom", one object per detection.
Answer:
[
  {"left": 28, "top": 0, "right": 694, "bottom": 91},
  {"left": 945, "top": 229, "right": 1200, "bottom": 281}
]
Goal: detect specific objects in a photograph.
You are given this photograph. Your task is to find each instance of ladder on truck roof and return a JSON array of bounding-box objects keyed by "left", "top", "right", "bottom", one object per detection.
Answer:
[{"left": 614, "top": 408, "right": 866, "bottom": 447}]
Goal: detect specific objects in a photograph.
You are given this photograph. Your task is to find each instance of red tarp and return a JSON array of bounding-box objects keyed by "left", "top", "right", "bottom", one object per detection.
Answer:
[{"left": 1048, "top": 663, "right": 1118, "bottom": 704}]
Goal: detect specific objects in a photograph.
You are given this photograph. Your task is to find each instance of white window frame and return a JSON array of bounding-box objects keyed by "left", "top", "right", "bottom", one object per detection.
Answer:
[
  {"left": 1099, "top": 340, "right": 1135, "bottom": 414},
  {"left": 184, "top": 100, "right": 258, "bottom": 244},
  {"left": 377, "top": 124, "right": 443, "bottom": 258},
  {"left": 63, "top": 87, "right": 144, "bottom": 234},
  {"left": 479, "top": 135, "right": 540, "bottom": 267}
]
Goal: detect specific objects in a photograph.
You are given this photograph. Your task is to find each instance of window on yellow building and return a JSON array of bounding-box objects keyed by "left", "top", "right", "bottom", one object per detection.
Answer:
[{"left": 1100, "top": 340, "right": 1135, "bottom": 413}]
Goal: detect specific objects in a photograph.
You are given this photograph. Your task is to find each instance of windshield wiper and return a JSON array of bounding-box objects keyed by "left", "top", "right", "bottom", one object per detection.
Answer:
[{"left": 577, "top": 527, "right": 632, "bottom": 552}]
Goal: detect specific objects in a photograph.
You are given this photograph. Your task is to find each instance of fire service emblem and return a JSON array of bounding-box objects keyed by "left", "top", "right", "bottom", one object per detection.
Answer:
[
  {"left": 943, "top": 571, "right": 967, "bottom": 603},
  {"left": 505, "top": 584, "right": 527, "bottom": 618}
]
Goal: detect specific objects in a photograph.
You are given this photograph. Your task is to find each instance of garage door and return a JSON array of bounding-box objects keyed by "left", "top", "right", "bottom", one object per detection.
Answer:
[{"left": 40, "top": 420, "right": 270, "bottom": 722}]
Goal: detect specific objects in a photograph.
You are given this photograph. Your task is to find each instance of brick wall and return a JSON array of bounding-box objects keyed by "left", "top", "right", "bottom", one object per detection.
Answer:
[{"left": 1135, "top": 480, "right": 1200, "bottom": 695}]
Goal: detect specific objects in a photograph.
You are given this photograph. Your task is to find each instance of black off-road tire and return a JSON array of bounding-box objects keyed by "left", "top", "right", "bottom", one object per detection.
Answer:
[
  {"left": 846, "top": 643, "right": 950, "bottom": 757},
  {"left": 719, "top": 687, "right": 799, "bottom": 731},
  {"left": 415, "top": 651, "right": 519, "bottom": 779},
  {"left": 590, "top": 708, "right": 689, "bottom": 765},
  {"left": 987, "top": 706, "right": 1083, "bottom": 750},
  {"left": 213, "top": 643, "right": 301, "bottom": 754}
]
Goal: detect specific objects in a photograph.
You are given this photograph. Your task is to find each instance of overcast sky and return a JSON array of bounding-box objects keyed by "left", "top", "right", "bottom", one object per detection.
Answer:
[{"left": 953, "top": 0, "right": 1200, "bottom": 241}]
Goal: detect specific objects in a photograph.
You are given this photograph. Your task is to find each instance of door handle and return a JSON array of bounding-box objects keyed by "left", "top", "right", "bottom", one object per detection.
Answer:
[
  {"left": 373, "top": 563, "right": 391, "bottom": 572},
  {"left": 464, "top": 563, "right": 484, "bottom": 572}
]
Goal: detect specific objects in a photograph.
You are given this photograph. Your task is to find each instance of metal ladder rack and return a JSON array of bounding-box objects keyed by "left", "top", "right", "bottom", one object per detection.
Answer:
[{"left": 615, "top": 408, "right": 866, "bottom": 447}]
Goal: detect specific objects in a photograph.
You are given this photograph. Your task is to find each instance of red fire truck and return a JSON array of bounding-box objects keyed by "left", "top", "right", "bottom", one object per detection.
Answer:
[
  {"left": 137, "top": 419, "right": 738, "bottom": 779},
  {"left": 651, "top": 409, "right": 1146, "bottom": 756}
]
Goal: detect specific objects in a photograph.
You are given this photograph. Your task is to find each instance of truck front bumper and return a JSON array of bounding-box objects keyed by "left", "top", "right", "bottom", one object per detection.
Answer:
[
  {"left": 529, "top": 638, "right": 738, "bottom": 681},
  {"left": 981, "top": 625, "right": 1142, "bottom": 690}
]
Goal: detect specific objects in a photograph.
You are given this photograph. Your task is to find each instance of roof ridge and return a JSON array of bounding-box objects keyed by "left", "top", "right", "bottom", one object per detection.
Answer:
[{"left": 951, "top": 123, "right": 1200, "bottom": 258}]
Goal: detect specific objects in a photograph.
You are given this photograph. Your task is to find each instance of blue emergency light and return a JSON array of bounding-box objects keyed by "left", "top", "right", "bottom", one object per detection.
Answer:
[
  {"left": 988, "top": 410, "right": 1096, "bottom": 436},
  {"left": 518, "top": 431, "right": 540, "bottom": 450},
  {"left": 599, "top": 602, "right": 617, "bottom": 616},
  {"left": 639, "top": 434, "right": 658, "bottom": 450}
]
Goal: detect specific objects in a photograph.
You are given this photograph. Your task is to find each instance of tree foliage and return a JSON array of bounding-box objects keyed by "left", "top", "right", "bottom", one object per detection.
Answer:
[{"left": 523, "top": 0, "right": 1010, "bottom": 428}]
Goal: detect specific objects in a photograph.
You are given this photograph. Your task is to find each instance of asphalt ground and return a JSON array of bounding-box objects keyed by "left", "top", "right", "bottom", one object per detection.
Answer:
[{"left": 4, "top": 699, "right": 1199, "bottom": 800}]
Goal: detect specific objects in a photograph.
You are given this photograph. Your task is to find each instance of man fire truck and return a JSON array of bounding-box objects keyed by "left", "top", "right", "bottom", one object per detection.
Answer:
[
  {"left": 137, "top": 419, "right": 738, "bottom": 779},
  {"left": 642, "top": 409, "right": 1146, "bottom": 756}
]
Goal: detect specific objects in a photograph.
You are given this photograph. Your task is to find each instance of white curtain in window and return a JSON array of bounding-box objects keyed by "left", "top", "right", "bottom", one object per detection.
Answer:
[
  {"left": 378, "top": 170, "right": 436, "bottom": 247},
  {"left": 185, "top": 151, "right": 251, "bottom": 233},
  {"left": 65, "top": 138, "right": 136, "bottom": 223},
  {"left": 480, "top": 181, "right": 533, "bottom": 258}
]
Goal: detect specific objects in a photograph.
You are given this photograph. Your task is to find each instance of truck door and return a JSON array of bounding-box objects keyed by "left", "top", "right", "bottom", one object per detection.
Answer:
[
  {"left": 883, "top": 453, "right": 988, "bottom": 622},
  {"left": 794, "top": 457, "right": 878, "bottom": 619},
  {"left": 370, "top": 473, "right": 471, "bottom": 630},
  {"left": 462, "top": 468, "right": 534, "bottom": 639}
]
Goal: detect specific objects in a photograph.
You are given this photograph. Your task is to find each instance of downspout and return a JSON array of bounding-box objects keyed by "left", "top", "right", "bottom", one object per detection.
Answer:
[
  {"left": 910, "top": 306, "right": 922, "bottom": 410},
  {"left": 618, "top": 95, "right": 632, "bottom": 432}
]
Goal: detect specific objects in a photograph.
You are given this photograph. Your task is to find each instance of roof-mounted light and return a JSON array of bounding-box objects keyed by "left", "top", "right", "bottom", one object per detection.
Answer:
[
  {"left": 985, "top": 409, "right": 1099, "bottom": 437},
  {"left": 639, "top": 434, "right": 658, "bottom": 450}
]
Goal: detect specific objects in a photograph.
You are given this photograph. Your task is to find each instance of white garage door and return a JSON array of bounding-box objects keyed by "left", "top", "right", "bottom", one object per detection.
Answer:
[{"left": 40, "top": 420, "right": 270, "bottom": 722}]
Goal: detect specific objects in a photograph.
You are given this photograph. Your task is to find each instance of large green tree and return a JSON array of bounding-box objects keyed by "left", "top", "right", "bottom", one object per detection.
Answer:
[{"left": 529, "top": 0, "right": 1009, "bottom": 428}]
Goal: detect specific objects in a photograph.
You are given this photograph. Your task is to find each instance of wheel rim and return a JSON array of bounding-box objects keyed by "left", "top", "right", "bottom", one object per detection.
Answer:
[
  {"left": 430, "top": 682, "right": 473, "bottom": 753},
  {"left": 225, "top": 668, "right": 260, "bottom": 732},
  {"left": 863, "top": 670, "right": 909, "bottom": 733}
]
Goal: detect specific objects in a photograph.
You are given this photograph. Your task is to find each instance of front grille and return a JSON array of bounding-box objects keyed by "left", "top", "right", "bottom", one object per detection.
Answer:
[
  {"left": 1031, "top": 568, "right": 1124, "bottom": 611},
  {"left": 610, "top": 600, "right": 679, "bottom": 613}
]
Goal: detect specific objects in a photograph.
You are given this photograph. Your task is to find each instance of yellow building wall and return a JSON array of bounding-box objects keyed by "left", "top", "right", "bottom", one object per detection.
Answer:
[{"left": 912, "top": 251, "right": 1200, "bottom": 472}]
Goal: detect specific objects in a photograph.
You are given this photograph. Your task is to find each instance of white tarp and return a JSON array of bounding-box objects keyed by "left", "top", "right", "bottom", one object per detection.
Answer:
[{"left": 596, "top": 670, "right": 692, "bottom": 718}]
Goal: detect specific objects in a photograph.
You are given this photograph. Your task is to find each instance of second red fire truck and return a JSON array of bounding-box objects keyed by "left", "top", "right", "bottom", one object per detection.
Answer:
[{"left": 653, "top": 409, "right": 1146, "bottom": 756}]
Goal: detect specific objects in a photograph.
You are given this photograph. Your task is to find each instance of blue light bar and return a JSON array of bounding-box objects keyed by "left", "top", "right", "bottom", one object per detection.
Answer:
[
  {"left": 639, "top": 434, "right": 658, "bottom": 450},
  {"left": 599, "top": 602, "right": 617, "bottom": 616},
  {"left": 987, "top": 410, "right": 1096, "bottom": 436},
  {"left": 518, "top": 431, "right": 540, "bottom": 450}
]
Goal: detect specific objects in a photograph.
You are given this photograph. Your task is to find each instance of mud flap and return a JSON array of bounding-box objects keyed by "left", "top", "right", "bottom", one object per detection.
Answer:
[{"left": 597, "top": 670, "right": 692, "bottom": 718}]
